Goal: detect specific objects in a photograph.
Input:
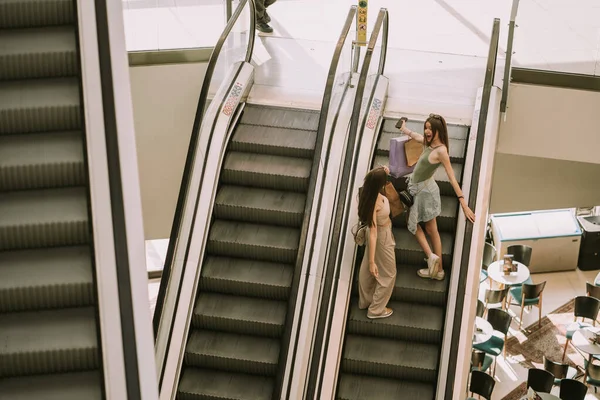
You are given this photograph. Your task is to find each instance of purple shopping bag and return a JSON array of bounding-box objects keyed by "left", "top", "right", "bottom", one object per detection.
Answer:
[{"left": 389, "top": 136, "right": 415, "bottom": 178}]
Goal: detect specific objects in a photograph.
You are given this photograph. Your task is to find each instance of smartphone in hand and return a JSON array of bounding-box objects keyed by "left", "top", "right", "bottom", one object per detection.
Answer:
[{"left": 395, "top": 117, "right": 408, "bottom": 129}]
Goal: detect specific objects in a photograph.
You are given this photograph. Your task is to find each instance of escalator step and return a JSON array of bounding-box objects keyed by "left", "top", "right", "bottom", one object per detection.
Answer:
[
  {"left": 207, "top": 220, "right": 299, "bottom": 264},
  {"left": 337, "top": 373, "right": 434, "bottom": 400},
  {"left": 392, "top": 195, "right": 457, "bottom": 233},
  {"left": 231, "top": 124, "right": 316, "bottom": 159},
  {"left": 393, "top": 229, "right": 454, "bottom": 267},
  {"left": 377, "top": 131, "right": 466, "bottom": 163},
  {"left": 373, "top": 155, "right": 462, "bottom": 196},
  {"left": 201, "top": 256, "right": 293, "bottom": 300},
  {"left": 342, "top": 335, "right": 438, "bottom": 383},
  {"left": 391, "top": 264, "right": 447, "bottom": 306},
  {"left": 0, "top": 187, "right": 89, "bottom": 251},
  {"left": 241, "top": 105, "right": 319, "bottom": 131},
  {"left": 0, "top": 26, "right": 77, "bottom": 81},
  {"left": 0, "top": 371, "right": 102, "bottom": 400},
  {"left": 0, "top": 78, "right": 80, "bottom": 135},
  {"left": 0, "top": 246, "right": 93, "bottom": 313},
  {"left": 178, "top": 368, "right": 273, "bottom": 400},
  {"left": 0, "top": 0, "right": 74, "bottom": 29},
  {"left": 185, "top": 330, "right": 279, "bottom": 376},
  {"left": 221, "top": 152, "right": 312, "bottom": 193},
  {"left": 347, "top": 300, "right": 444, "bottom": 344},
  {"left": 214, "top": 185, "right": 305, "bottom": 228},
  {"left": 0, "top": 307, "right": 99, "bottom": 377},
  {"left": 382, "top": 118, "right": 469, "bottom": 140},
  {"left": 0, "top": 131, "right": 85, "bottom": 191},
  {"left": 192, "top": 293, "right": 287, "bottom": 338}
]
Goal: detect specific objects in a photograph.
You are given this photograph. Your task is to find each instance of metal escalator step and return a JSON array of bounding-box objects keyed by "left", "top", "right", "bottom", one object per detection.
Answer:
[
  {"left": 393, "top": 229, "right": 454, "bottom": 267},
  {"left": 0, "top": 246, "right": 93, "bottom": 313},
  {"left": 240, "top": 105, "right": 319, "bottom": 131},
  {"left": 192, "top": 293, "right": 286, "bottom": 338},
  {"left": 392, "top": 195, "right": 457, "bottom": 233},
  {"left": 207, "top": 220, "right": 299, "bottom": 264},
  {"left": 185, "top": 330, "right": 279, "bottom": 376},
  {"left": 214, "top": 185, "right": 305, "bottom": 228},
  {"left": 0, "top": 78, "right": 80, "bottom": 135},
  {"left": 178, "top": 368, "right": 273, "bottom": 400},
  {"left": 337, "top": 373, "right": 434, "bottom": 400},
  {"left": 0, "top": 0, "right": 74, "bottom": 29},
  {"left": 382, "top": 118, "right": 469, "bottom": 140},
  {"left": 0, "top": 187, "right": 89, "bottom": 251},
  {"left": 200, "top": 256, "right": 293, "bottom": 300},
  {"left": 221, "top": 152, "right": 312, "bottom": 193},
  {"left": 0, "top": 371, "right": 102, "bottom": 400},
  {"left": 0, "top": 131, "right": 84, "bottom": 191},
  {"left": 342, "top": 335, "right": 438, "bottom": 382},
  {"left": 0, "top": 307, "right": 99, "bottom": 377},
  {"left": 373, "top": 155, "right": 462, "bottom": 196},
  {"left": 347, "top": 300, "right": 443, "bottom": 344},
  {"left": 377, "top": 131, "right": 466, "bottom": 163},
  {"left": 231, "top": 125, "right": 316, "bottom": 159},
  {"left": 0, "top": 26, "right": 77, "bottom": 81},
  {"left": 391, "top": 264, "right": 447, "bottom": 306}
]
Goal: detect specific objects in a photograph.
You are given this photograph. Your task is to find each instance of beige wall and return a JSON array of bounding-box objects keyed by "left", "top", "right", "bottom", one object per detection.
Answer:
[
  {"left": 130, "top": 62, "right": 207, "bottom": 240},
  {"left": 489, "top": 153, "right": 600, "bottom": 214}
]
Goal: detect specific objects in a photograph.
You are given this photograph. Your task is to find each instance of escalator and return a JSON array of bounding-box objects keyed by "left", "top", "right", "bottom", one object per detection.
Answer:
[
  {"left": 336, "top": 117, "right": 469, "bottom": 399},
  {"left": 0, "top": 1, "right": 102, "bottom": 397},
  {"left": 176, "top": 104, "right": 320, "bottom": 398}
]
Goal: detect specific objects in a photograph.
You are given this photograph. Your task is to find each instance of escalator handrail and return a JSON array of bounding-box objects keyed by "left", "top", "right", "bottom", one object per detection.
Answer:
[
  {"left": 305, "top": 9, "right": 389, "bottom": 399},
  {"left": 441, "top": 18, "right": 501, "bottom": 399},
  {"left": 152, "top": 0, "right": 256, "bottom": 334},
  {"left": 274, "top": 6, "right": 359, "bottom": 398}
]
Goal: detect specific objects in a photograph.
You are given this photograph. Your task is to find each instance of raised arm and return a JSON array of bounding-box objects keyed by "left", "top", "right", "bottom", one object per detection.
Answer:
[
  {"left": 398, "top": 121, "right": 424, "bottom": 143},
  {"left": 438, "top": 150, "right": 475, "bottom": 223}
]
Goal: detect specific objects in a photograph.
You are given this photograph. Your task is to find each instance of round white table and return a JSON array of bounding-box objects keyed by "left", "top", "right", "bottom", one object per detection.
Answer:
[
  {"left": 572, "top": 326, "right": 600, "bottom": 380},
  {"left": 487, "top": 260, "right": 530, "bottom": 287},
  {"left": 520, "top": 393, "right": 560, "bottom": 400},
  {"left": 473, "top": 317, "right": 493, "bottom": 345}
]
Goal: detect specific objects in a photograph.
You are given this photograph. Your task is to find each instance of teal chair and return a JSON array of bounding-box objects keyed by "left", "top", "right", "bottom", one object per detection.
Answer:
[
  {"left": 585, "top": 360, "right": 600, "bottom": 393},
  {"left": 471, "top": 350, "right": 493, "bottom": 373},
  {"left": 562, "top": 295, "right": 600, "bottom": 362},
  {"left": 467, "top": 370, "right": 495, "bottom": 400},
  {"left": 543, "top": 356, "right": 578, "bottom": 386},
  {"left": 473, "top": 308, "right": 512, "bottom": 375},
  {"left": 509, "top": 281, "right": 546, "bottom": 329}
]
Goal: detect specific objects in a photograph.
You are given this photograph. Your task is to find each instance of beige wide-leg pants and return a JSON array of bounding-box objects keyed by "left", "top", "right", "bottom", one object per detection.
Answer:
[{"left": 358, "top": 225, "right": 397, "bottom": 316}]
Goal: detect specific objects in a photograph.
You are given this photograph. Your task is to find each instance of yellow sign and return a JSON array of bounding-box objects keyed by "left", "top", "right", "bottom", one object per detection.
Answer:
[{"left": 357, "top": 0, "right": 368, "bottom": 45}]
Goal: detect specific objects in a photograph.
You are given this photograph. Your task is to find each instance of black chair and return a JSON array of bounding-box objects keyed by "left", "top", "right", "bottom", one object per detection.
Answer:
[
  {"left": 507, "top": 244, "right": 533, "bottom": 266},
  {"left": 586, "top": 360, "right": 600, "bottom": 392},
  {"left": 467, "top": 370, "right": 495, "bottom": 400},
  {"left": 587, "top": 281, "right": 600, "bottom": 301},
  {"left": 476, "top": 299, "right": 485, "bottom": 318},
  {"left": 559, "top": 378, "right": 588, "bottom": 400},
  {"left": 483, "top": 288, "right": 508, "bottom": 315},
  {"left": 527, "top": 368, "right": 554, "bottom": 393},
  {"left": 563, "top": 295, "right": 600, "bottom": 361},
  {"left": 543, "top": 357, "right": 578, "bottom": 386},
  {"left": 473, "top": 308, "right": 512, "bottom": 375},
  {"left": 482, "top": 242, "right": 496, "bottom": 271},
  {"left": 509, "top": 281, "right": 546, "bottom": 329},
  {"left": 471, "top": 349, "right": 493, "bottom": 373}
]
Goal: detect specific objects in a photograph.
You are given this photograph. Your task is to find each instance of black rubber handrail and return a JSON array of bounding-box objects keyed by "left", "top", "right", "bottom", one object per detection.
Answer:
[
  {"left": 443, "top": 18, "right": 501, "bottom": 399},
  {"left": 273, "top": 7, "right": 359, "bottom": 398},
  {"left": 152, "top": 0, "right": 256, "bottom": 335},
  {"left": 305, "top": 9, "right": 389, "bottom": 399}
]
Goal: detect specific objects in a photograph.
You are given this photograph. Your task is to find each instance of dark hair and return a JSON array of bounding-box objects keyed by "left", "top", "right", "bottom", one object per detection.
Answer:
[
  {"left": 425, "top": 113, "right": 450, "bottom": 151},
  {"left": 358, "top": 167, "right": 387, "bottom": 227}
]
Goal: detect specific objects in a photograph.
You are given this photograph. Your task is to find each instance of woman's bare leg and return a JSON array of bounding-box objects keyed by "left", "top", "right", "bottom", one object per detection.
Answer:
[
  {"left": 424, "top": 218, "right": 443, "bottom": 270},
  {"left": 414, "top": 224, "right": 433, "bottom": 257}
]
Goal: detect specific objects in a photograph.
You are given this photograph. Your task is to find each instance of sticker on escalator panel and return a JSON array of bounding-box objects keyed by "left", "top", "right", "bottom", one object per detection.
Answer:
[
  {"left": 366, "top": 98, "right": 381, "bottom": 130},
  {"left": 222, "top": 82, "right": 244, "bottom": 116}
]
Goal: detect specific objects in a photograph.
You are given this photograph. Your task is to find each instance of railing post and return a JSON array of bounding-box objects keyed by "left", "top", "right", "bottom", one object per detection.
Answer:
[
  {"left": 224, "top": 0, "right": 233, "bottom": 22},
  {"left": 500, "top": 0, "right": 520, "bottom": 116}
]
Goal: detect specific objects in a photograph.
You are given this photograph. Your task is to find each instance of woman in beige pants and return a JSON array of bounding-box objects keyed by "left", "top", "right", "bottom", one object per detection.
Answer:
[{"left": 357, "top": 166, "right": 397, "bottom": 319}]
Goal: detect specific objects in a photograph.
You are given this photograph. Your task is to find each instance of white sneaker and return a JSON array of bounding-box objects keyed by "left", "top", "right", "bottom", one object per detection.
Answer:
[
  {"left": 418, "top": 268, "right": 445, "bottom": 280},
  {"left": 426, "top": 254, "right": 441, "bottom": 277}
]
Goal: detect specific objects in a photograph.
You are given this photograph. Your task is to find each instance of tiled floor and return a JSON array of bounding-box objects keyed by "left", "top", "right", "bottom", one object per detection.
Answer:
[{"left": 481, "top": 268, "right": 600, "bottom": 399}]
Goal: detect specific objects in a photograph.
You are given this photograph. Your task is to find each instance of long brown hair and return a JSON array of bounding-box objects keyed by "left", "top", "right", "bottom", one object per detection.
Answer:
[
  {"left": 425, "top": 114, "right": 450, "bottom": 151},
  {"left": 358, "top": 167, "right": 387, "bottom": 227}
]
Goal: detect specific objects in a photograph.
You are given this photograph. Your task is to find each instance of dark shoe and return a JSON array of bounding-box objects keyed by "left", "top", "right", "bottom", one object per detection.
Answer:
[{"left": 256, "top": 22, "right": 273, "bottom": 33}]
